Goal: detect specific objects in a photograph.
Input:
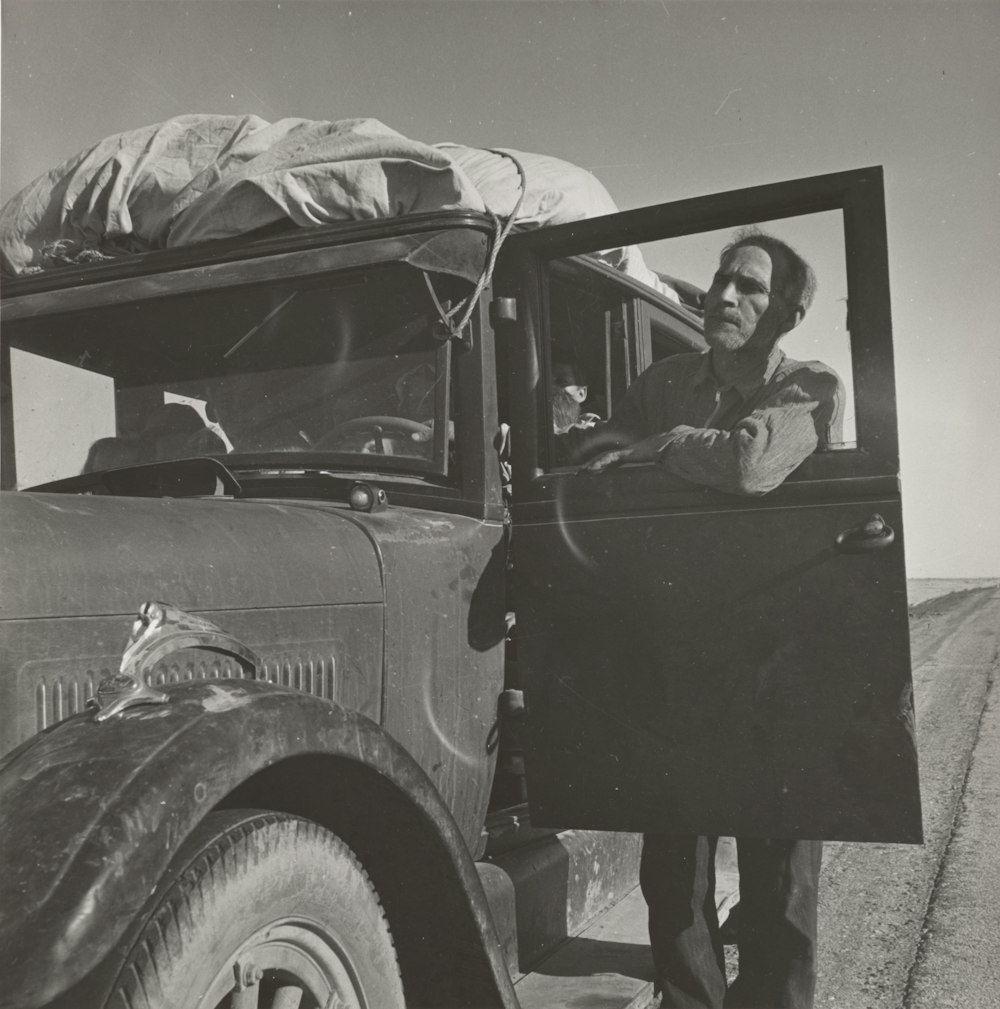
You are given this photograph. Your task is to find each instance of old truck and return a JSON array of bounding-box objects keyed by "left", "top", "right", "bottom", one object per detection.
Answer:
[{"left": 0, "top": 166, "right": 920, "bottom": 1009}]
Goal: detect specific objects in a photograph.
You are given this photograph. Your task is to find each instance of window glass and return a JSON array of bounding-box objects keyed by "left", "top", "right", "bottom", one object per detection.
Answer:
[
  {"left": 538, "top": 212, "right": 855, "bottom": 474},
  {"left": 548, "top": 261, "right": 633, "bottom": 424},
  {"left": 10, "top": 349, "right": 116, "bottom": 487},
  {"left": 2, "top": 264, "right": 466, "bottom": 489},
  {"left": 540, "top": 257, "right": 703, "bottom": 470},
  {"left": 542, "top": 260, "right": 647, "bottom": 469},
  {"left": 634, "top": 211, "right": 856, "bottom": 448}
]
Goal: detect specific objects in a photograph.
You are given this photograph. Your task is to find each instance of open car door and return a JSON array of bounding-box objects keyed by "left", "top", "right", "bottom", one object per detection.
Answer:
[{"left": 502, "top": 167, "right": 921, "bottom": 842}]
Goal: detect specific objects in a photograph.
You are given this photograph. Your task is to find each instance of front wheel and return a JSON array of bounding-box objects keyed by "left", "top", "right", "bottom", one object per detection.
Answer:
[{"left": 106, "top": 810, "right": 405, "bottom": 1009}]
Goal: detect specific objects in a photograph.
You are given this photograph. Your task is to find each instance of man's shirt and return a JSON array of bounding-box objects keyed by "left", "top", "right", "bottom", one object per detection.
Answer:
[{"left": 606, "top": 349, "right": 844, "bottom": 495}]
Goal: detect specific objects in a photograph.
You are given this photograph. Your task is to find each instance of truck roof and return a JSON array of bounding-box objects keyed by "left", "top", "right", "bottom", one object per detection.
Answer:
[{"left": 0, "top": 210, "right": 498, "bottom": 299}]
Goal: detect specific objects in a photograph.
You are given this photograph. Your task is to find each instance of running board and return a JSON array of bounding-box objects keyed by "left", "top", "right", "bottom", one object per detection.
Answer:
[
  {"left": 477, "top": 830, "right": 740, "bottom": 1006},
  {"left": 477, "top": 828, "right": 643, "bottom": 978}
]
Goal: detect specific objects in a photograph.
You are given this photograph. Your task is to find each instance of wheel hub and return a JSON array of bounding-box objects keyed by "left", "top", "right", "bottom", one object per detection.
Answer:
[{"left": 202, "top": 918, "right": 364, "bottom": 1009}]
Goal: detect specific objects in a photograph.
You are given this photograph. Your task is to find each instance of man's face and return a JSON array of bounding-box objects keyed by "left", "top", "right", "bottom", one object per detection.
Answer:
[{"left": 703, "top": 245, "right": 794, "bottom": 354}]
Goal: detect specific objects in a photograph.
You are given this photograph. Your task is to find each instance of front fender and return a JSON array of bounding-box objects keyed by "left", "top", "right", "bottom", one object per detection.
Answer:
[{"left": 0, "top": 680, "right": 514, "bottom": 1009}]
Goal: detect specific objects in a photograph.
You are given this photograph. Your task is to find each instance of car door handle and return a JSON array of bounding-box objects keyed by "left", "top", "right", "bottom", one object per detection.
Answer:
[{"left": 835, "top": 513, "right": 895, "bottom": 553}]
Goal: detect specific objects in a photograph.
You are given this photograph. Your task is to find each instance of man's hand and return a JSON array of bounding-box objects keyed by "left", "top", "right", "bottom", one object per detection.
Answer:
[
  {"left": 581, "top": 434, "right": 672, "bottom": 473},
  {"left": 580, "top": 447, "right": 632, "bottom": 473}
]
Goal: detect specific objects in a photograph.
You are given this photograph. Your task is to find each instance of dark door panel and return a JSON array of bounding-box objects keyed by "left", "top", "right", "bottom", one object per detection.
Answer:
[
  {"left": 516, "top": 488, "right": 918, "bottom": 841},
  {"left": 507, "top": 167, "right": 920, "bottom": 844}
]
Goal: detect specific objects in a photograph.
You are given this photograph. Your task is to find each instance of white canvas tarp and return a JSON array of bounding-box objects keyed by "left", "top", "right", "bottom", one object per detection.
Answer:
[{"left": 0, "top": 114, "right": 678, "bottom": 301}]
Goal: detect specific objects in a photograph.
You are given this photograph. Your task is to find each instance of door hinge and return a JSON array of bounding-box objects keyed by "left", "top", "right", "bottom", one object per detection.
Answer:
[{"left": 492, "top": 296, "right": 518, "bottom": 322}]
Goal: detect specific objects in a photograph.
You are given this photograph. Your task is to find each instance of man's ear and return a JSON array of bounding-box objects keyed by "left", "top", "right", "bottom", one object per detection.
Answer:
[{"left": 782, "top": 304, "right": 806, "bottom": 334}]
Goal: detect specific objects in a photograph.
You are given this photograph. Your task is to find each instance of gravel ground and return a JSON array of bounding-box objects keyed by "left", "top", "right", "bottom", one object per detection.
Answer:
[{"left": 814, "top": 584, "right": 1000, "bottom": 1009}]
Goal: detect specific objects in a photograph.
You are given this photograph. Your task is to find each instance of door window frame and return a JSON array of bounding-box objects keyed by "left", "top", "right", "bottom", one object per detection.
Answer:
[{"left": 504, "top": 166, "right": 899, "bottom": 516}]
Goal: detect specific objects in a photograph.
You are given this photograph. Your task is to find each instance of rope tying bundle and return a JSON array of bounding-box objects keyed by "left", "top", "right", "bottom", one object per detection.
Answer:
[{"left": 424, "top": 149, "right": 527, "bottom": 344}]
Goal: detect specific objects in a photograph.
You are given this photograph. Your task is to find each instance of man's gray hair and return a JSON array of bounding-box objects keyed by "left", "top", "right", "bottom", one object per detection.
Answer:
[{"left": 721, "top": 228, "right": 818, "bottom": 312}]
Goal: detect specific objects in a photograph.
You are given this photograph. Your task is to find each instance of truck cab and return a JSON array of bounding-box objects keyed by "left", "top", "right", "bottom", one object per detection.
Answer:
[{"left": 0, "top": 167, "right": 919, "bottom": 1009}]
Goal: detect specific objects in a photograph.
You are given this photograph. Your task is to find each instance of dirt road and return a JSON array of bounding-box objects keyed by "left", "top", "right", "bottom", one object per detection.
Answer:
[
  {"left": 515, "top": 581, "right": 999, "bottom": 1009},
  {"left": 816, "top": 583, "right": 1000, "bottom": 1009}
]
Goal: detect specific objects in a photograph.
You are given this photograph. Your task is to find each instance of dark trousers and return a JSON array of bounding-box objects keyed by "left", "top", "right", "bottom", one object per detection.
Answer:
[{"left": 639, "top": 834, "right": 823, "bottom": 1009}]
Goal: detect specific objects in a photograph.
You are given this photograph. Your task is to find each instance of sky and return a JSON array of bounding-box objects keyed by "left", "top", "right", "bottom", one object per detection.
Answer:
[{"left": 1, "top": 0, "right": 998, "bottom": 577}]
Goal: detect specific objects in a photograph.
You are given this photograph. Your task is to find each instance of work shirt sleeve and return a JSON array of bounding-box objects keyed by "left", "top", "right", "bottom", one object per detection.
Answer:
[{"left": 658, "top": 370, "right": 842, "bottom": 496}]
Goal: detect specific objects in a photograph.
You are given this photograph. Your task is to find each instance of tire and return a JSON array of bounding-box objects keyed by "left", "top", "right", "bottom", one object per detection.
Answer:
[{"left": 106, "top": 810, "right": 405, "bottom": 1009}]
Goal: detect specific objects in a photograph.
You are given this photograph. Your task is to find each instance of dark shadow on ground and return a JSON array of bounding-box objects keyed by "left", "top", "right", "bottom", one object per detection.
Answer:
[{"left": 529, "top": 937, "right": 655, "bottom": 982}]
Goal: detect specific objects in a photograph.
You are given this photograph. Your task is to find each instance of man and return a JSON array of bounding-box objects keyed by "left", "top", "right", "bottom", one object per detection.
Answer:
[
  {"left": 585, "top": 231, "right": 842, "bottom": 491},
  {"left": 584, "top": 229, "right": 843, "bottom": 1009}
]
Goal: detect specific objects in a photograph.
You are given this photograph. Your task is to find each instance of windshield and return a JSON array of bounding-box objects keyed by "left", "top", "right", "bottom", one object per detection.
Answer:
[{"left": 1, "top": 262, "right": 468, "bottom": 490}]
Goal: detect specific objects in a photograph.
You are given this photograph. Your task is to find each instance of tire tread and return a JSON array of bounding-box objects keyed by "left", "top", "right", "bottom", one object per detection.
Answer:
[{"left": 109, "top": 811, "right": 402, "bottom": 1009}]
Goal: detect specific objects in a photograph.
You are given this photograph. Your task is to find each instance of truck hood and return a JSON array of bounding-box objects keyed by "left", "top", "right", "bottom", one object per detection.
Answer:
[{"left": 0, "top": 491, "right": 384, "bottom": 619}]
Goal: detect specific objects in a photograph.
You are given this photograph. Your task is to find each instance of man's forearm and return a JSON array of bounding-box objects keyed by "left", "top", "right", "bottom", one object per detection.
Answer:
[
  {"left": 658, "top": 412, "right": 819, "bottom": 496},
  {"left": 620, "top": 431, "right": 680, "bottom": 464}
]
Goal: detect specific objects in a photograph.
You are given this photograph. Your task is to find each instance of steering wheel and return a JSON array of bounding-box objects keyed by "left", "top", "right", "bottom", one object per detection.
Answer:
[{"left": 313, "top": 416, "right": 432, "bottom": 455}]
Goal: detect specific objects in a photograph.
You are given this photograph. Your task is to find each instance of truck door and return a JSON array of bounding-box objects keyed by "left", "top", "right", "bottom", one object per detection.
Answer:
[{"left": 502, "top": 167, "right": 921, "bottom": 843}]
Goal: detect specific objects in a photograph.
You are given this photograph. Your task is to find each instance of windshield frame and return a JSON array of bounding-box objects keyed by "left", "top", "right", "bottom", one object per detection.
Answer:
[
  {"left": 1, "top": 225, "right": 496, "bottom": 506},
  {"left": 0, "top": 211, "right": 495, "bottom": 298}
]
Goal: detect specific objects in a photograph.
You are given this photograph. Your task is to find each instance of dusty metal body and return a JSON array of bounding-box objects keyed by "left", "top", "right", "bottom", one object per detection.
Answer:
[{"left": 0, "top": 167, "right": 919, "bottom": 1008}]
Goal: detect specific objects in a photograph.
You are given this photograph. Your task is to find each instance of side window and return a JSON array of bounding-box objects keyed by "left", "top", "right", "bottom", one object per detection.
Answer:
[
  {"left": 8, "top": 348, "right": 116, "bottom": 488},
  {"left": 540, "top": 260, "right": 638, "bottom": 470},
  {"left": 509, "top": 167, "right": 895, "bottom": 500},
  {"left": 536, "top": 211, "right": 857, "bottom": 477},
  {"left": 633, "top": 210, "right": 857, "bottom": 450}
]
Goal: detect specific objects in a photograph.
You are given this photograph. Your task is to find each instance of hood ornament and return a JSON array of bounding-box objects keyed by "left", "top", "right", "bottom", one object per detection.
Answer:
[{"left": 91, "top": 601, "right": 261, "bottom": 722}]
